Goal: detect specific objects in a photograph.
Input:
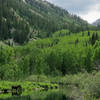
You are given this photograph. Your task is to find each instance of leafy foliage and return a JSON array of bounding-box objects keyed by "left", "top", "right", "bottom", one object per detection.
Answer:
[{"left": 0, "top": 30, "right": 100, "bottom": 80}]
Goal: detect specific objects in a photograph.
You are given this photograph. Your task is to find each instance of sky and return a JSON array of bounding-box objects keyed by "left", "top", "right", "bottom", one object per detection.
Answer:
[{"left": 46, "top": 0, "right": 100, "bottom": 23}]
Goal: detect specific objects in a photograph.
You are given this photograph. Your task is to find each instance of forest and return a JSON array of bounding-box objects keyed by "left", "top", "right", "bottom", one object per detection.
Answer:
[
  {"left": 0, "top": 30, "right": 100, "bottom": 80},
  {"left": 1, "top": 30, "right": 100, "bottom": 99},
  {"left": 1, "top": 0, "right": 100, "bottom": 99},
  {"left": 0, "top": 0, "right": 95, "bottom": 44}
]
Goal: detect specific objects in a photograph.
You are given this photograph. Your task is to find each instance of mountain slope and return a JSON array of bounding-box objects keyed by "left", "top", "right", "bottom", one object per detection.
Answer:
[
  {"left": 0, "top": 0, "right": 89, "bottom": 44},
  {"left": 92, "top": 18, "right": 100, "bottom": 26}
]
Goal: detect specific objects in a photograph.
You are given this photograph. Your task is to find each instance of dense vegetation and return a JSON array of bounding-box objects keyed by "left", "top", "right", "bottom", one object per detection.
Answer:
[
  {"left": 0, "top": 30, "right": 100, "bottom": 80},
  {"left": 0, "top": 0, "right": 95, "bottom": 44},
  {"left": 1, "top": 29, "right": 100, "bottom": 99},
  {"left": 1, "top": 0, "right": 100, "bottom": 99}
]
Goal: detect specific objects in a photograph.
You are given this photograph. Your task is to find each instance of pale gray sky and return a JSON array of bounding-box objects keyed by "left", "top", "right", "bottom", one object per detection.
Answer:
[{"left": 46, "top": 0, "right": 100, "bottom": 23}]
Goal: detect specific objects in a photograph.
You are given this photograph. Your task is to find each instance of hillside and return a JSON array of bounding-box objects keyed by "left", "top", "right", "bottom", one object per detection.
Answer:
[
  {"left": 0, "top": 29, "right": 100, "bottom": 80},
  {"left": 92, "top": 18, "right": 100, "bottom": 26},
  {"left": 0, "top": 0, "right": 89, "bottom": 44},
  {"left": 1, "top": 0, "right": 100, "bottom": 99}
]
